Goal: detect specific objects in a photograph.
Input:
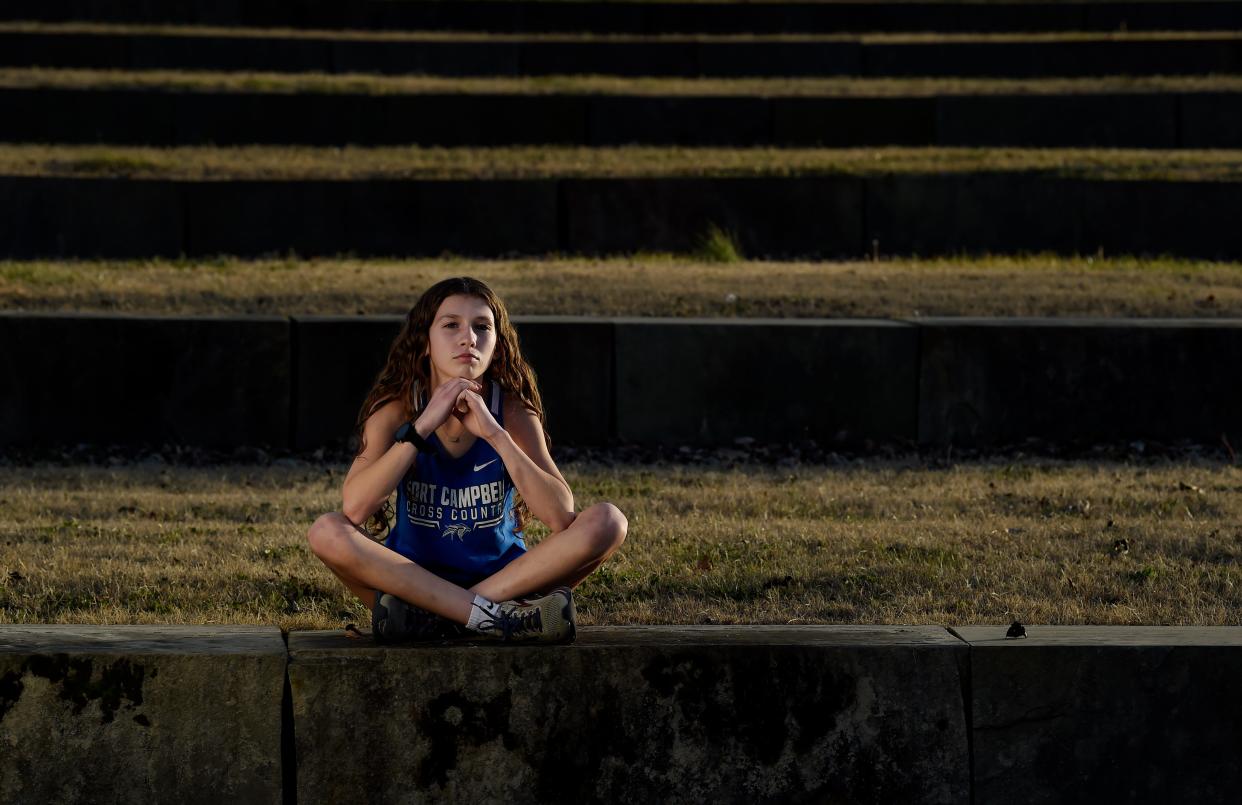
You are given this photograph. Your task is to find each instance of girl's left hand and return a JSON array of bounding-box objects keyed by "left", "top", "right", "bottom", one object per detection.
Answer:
[{"left": 454, "top": 389, "right": 503, "bottom": 441}]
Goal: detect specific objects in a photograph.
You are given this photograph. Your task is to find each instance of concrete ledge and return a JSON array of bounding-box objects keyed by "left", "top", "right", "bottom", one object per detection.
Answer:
[
  {"left": 916, "top": 317, "right": 1242, "bottom": 445},
  {"left": 956, "top": 626, "right": 1242, "bottom": 804},
  {"left": 613, "top": 318, "right": 917, "bottom": 444},
  {"left": 288, "top": 626, "right": 969, "bottom": 803},
  {"left": 865, "top": 38, "right": 1242, "bottom": 79},
  {"left": 1181, "top": 92, "right": 1242, "bottom": 148},
  {"left": 560, "top": 176, "right": 865, "bottom": 257},
  {"left": 7, "top": 174, "right": 1242, "bottom": 259},
  {"left": 9, "top": 314, "right": 1242, "bottom": 449},
  {"left": 185, "top": 181, "right": 346, "bottom": 258},
  {"left": 4, "top": 29, "right": 1242, "bottom": 78},
  {"left": 2, "top": 625, "right": 1240, "bottom": 802},
  {"left": 935, "top": 93, "right": 1181, "bottom": 149},
  {"left": 865, "top": 172, "right": 1082, "bottom": 256},
  {"left": 348, "top": 180, "right": 560, "bottom": 257},
  {"left": 509, "top": 316, "right": 615, "bottom": 446},
  {"left": 292, "top": 315, "right": 404, "bottom": 450},
  {"left": 2, "top": 1, "right": 1239, "bottom": 34},
  {"left": 0, "top": 312, "right": 291, "bottom": 449},
  {"left": 2, "top": 88, "right": 1229, "bottom": 149},
  {"left": 0, "top": 625, "right": 286, "bottom": 804},
  {"left": 0, "top": 176, "right": 184, "bottom": 259}
]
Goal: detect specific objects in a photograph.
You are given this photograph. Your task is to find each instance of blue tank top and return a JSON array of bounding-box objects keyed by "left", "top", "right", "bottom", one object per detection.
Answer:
[{"left": 388, "top": 382, "right": 525, "bottom": 585}]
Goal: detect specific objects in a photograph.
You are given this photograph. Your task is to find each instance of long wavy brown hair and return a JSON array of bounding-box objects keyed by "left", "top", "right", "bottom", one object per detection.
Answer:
[{"left": 351, "top": 277, "right": 548, "bottom": 538}]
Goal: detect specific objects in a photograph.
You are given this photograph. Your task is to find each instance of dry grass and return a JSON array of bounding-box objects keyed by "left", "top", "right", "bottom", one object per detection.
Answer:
[
  {"left": 2, "top": 144, "right": 1242, "bottom": 181},
  {"left": 1, "top": 458, "right": 1238, "bottom": 630},
  {"left": 4, "top": 20, "right": 1237, "bottom": 43},
  {"left": 7, "top": 67, "right": 1242, "bottom": 97},
  {"left": 3, "top": 254, "right": 1241, "bottom": 318}
]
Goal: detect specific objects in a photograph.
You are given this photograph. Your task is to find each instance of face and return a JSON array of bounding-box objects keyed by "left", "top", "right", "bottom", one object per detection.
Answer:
[{"left": 425, "top": 294, "right": 497, "bottom": 386}]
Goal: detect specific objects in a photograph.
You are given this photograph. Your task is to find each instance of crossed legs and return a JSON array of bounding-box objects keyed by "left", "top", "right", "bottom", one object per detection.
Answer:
[{"left": 306, "top": 502, "right": 628, "bottom": 625}]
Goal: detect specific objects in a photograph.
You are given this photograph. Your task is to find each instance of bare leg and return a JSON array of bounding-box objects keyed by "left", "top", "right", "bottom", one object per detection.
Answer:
[
  {"left": 306, "top": 512, "right": 475, "bottom": 624},
  {"left": 469, "top": 502, "right": 628, "bottom": 603},
  {"left": 307, "top": 502, "right": 628, "bottom": 623}
]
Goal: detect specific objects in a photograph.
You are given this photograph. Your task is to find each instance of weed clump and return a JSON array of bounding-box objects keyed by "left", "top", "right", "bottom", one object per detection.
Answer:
[{"left": 694, "top": 223, "right": 744, "bottom": 263}]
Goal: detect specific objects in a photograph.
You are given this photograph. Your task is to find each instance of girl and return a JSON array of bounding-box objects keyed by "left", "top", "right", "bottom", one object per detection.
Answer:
[{"left": 306, "top": 277, "right": 627, "bottom": 643}]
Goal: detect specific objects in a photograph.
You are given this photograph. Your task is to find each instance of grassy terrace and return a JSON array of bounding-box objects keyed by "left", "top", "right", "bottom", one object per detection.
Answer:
[
  {"left": 3, "top": 144, "right": 1242, "bottom": 181},
  {"left": 1, "top": 458, "right": 1237, "bottom": 629},
  {"left": 3, "top": 21, "right": 1237, "bottom": 43},
  {"left": 8, "top": 67, "right": 1242, "bottom": 96},
  {"left": 4, "top": 255, "right": 1242, "bottom": 319}
]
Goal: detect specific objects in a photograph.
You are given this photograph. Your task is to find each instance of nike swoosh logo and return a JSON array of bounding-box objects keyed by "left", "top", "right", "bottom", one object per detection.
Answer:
[{"left": 473, "top": 459, "right": 498, "bottom": 472}]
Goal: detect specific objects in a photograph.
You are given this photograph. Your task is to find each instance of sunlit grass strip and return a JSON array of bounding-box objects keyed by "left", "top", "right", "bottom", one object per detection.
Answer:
[
  {"left": 8, "top": 67, "right": 1242, "bottom": 97},
  {"left": 0, "top": 459, "right": 1237, "bottom": 630},
  {"left": 1, "top": 144, "right": 1242, "bottom": 181},
  {"left": 4, "top": 254, "right": 1241, "bottom": 319},
  {"left": 4, "top": 21, "right": 1238, "bottom": 43}
]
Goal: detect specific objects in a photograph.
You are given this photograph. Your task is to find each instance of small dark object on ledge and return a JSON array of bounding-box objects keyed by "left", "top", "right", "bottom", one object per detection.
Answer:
[{"left": 1006, "top": 621, "right": 1027, "bottom": 639}]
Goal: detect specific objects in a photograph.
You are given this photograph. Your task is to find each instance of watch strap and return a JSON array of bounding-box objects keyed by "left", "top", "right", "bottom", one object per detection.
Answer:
[{"left": 395, "top": 421, "right": 436, "bottom": 455}]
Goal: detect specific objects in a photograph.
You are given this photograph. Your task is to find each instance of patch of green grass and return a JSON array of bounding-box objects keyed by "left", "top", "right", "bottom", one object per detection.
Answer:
[
  {"left": 1, "top": 20, "right": 1236, "bottom": 44},
  {"left": 2, "top": 458, "right": 1239, "bottom": 628},
  {"left": 11, "top": 66, "right": 1242, "bottom": 98},
  {"left": 5, "top": 254, "right": 1242, "bottom": 319},
  {"left": 883, "top": 542, "right": 965, "bottom": 569},
  {"left": 3, "top": 143, "right": 1242, "bottom": 182},
  {"left": 51, "top": 154, "right": 165, "bottom": 176},
  {"left": 0, "top": 262, "right": 78, "bottom": 286},
  {"left": 693, "top": 223, "right": 744, "bottom": 263}
]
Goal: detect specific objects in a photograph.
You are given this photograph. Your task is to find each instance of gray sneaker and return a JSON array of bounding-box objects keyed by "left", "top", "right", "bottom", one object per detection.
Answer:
[
  {"left": 473, "top": 587, "right": 577, "bottom": 644},
  {"left": 372, "top": 592, "right": 465, "bottom": 644}
]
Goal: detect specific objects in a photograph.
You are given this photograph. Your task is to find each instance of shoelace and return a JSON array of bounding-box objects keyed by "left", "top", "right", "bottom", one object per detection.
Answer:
[{"left": 479, "top": 605, "right": 543, "bottom": 641}]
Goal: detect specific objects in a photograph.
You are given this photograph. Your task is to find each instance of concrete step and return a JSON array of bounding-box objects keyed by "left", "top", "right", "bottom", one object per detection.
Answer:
[
  {"left": 5, "top": 0, "right": 1241, "bottom": 35},
  {"left": 288, "top": 625, "right": 969, "bottom": 803},
  {"left": 955, "top": 626, "right": 1242, "bottom": 804},
  {"left": 0, "top": 625, "right": 286, "bottom": 804},
  {"left": 2, "top": 170, "right": 1241, "bottom": 260},
  {"left": 4, "top": 82, "right": 1240, "bottom": 148},
  {"left": 4, "top": 624, "right": 1239, "bottom": 803},
  {"left": 4, "top": 313, "right": 1242, "bottom": 449},
  {"left": 3, "top": 25, "right": 1242, "bottom": 77}
]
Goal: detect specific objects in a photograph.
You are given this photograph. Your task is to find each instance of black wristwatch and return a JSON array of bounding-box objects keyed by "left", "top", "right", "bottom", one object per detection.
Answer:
[{"left": 393, "top": 421, "right": 436, "bottom": 455}]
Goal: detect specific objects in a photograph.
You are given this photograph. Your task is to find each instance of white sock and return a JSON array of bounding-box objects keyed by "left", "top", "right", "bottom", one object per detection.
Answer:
[{"left": 466, "top": 595, "right": 501, "bottom": 632}]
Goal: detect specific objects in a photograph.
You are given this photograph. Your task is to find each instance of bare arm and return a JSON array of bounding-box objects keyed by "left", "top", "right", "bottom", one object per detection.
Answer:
[
  {"left": 340, "top": 400, "right": 417, "bottom": 526},
  {"left": 487, "top": 399, "right": 576, "bottom": 532}
]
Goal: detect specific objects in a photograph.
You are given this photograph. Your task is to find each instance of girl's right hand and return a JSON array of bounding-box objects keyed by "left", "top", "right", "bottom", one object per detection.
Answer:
[{"left": 413, "top": 377, "right": 482, "bottom": 437}]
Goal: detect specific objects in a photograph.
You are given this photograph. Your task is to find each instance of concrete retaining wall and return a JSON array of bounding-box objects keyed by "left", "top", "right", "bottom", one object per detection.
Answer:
[
  {"left": 957, "top": 626, "right": 1242, "bottom": 803},
  {"left": 289, "top": 626, "right": 970, "bottom": 803},
  {"left": 12, "top": 87, "right": 1238, "bottom": 148},
  {"left": 611, "top": 318, "right": 918, "bottom": 445},
  {"left": 6, "top": 313, "right": 1242, "bottom": 450},
  {"left": 0, "top": 313, "right": 291, "bottom": 448},
  {"left": 0, "top": 625, "right": 286, "bottom": 804},
  {"left": 5, "top": 174, "right": 1242, "bottom": 260},
  {"left": 5, "top": 1, "right": 1240, "bottom": 34},
  {"left": 916, "top": 318, "right": 1242, "bottom": 445},
  {"left": 4, "top": 29, "right": 1242, "bottom": 78},
  {"left": 3, "top": 624, "right": 1240, "bottom": 804}
]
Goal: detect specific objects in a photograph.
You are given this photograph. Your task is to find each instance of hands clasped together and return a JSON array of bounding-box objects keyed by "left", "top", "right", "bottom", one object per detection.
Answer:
[{"left": 414, "top": 378, "right": 502, "bottom": 442}]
